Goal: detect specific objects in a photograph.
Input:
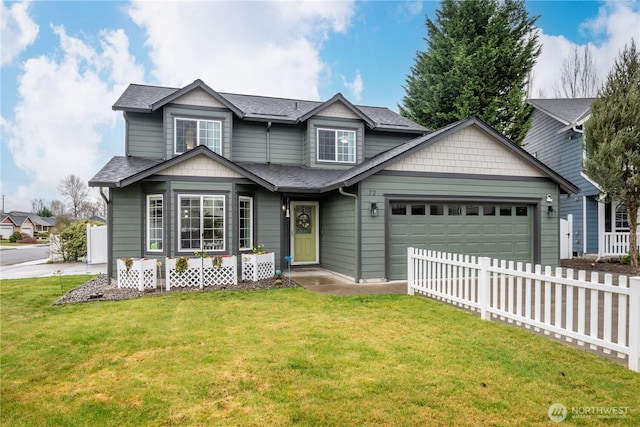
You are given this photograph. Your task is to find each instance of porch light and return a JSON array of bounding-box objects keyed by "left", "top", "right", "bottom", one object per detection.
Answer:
[
  {"left": 370, "top": 202, "right": 378, "bottom": 217},
  {"left": 548, "top": 206, "right": 556, "bottom": 218}
]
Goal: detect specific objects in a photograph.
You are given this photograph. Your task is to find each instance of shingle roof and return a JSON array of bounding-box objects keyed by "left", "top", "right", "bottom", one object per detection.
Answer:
[
  {"left": 528, "top": 98, "right": 595, "bottom": 125},
  {"left": 112, "top": 80, "right": 428, "bottom": 133},
  {"left": 239, "top": 164, "right": 346, "bottom": 192},
  {"left": 89, "top": 156, "right": 163, "bottom": 187}
]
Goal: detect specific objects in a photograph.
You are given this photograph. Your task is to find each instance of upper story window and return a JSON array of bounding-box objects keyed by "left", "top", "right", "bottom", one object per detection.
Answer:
[
  {"left": 175, "top": 118, "right": 222, "bottom": 155},
  {"left": 317, "top": 128, "right": 356, "bottom": 163}
]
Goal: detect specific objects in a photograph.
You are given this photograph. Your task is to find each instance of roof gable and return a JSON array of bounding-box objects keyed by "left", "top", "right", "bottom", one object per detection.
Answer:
[
  {"left": 384, "top": 125, "right": 544, "bottom": 178},
  {"left": 332, "top": 117, "right": 579, "bottom": 194},
  {"left": 157, "top": 153, "right": 244, "bottom": 179},
  {"left": 528, "top": 98, "right": 594, "bottom": 125},
  {"left": 150, "top": 79, "right": 243, "bottom": 116},
  {"left": 299, "top": 93, "right": 375, "bottom": 128}
]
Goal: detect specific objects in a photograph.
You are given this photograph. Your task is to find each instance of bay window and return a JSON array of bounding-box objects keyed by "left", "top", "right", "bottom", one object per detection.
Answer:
[
  {"left": 317, "top": 128, "right": 355, "bottom": 163},
  {"left": 178, "top": 195, "right": 225, "bottom": 252},
  {"left": 175, "top": 118, "right": 222, "bottom": 154}
]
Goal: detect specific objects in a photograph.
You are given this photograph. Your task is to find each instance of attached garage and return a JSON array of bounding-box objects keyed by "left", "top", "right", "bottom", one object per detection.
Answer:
[
  {"left": 0, "top": 225, "right": 14, "bottom": 239},
  {"left": 387, "top": 200, "right": 537, "bottom": 279}
]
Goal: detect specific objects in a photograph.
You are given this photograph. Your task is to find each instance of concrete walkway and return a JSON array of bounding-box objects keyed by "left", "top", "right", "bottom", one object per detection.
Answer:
[
  {"left": 288, "top": 268, "right": 407, "bottom": 296},
  {"left": 0, "top": 261, "right": 407, "bottom": 296}
]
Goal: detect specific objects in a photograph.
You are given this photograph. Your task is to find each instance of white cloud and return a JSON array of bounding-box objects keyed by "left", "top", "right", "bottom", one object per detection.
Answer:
[
  {"left": 2, "top": 24, "right": 144, "bottom": 210},
  {"left": 531, "top": 1, "right": 640, "bottom": 98},
  {"left": 0, "top": 0, "right": 39, "bottom": 67},
  {"left": 128, "top": 0, "right": 355, "bottom": 100},
  {"left": 342, "top": 70, "right": 363, "bottom": 101}
]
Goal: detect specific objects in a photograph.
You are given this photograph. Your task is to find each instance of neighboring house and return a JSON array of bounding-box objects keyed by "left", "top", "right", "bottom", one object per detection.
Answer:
[
  {"left": 522, "top": 98, "right": 638, "bottom": 259},
  {"left": 8, "top": 211, "right": 57, "bottom": 235},
  {"left": 90, "top": 80, "right": 577, "bottom": 282},
  {"left": 0, "top": 214, "right": 36, "bottom": 238}
]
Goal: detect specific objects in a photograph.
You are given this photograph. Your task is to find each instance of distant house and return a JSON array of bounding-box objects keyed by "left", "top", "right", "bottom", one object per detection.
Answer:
[
  {"left": 90, "top": 80, "right": 577, "bottom": 282},
  {"left": 522, "top": 98, "right": 639, "bottom": 259},
  {"left": 0, "top": 214, "right": 36, "bottom": 239},
  {"left": 8, "top": 211, "right": 57, "bottom": 236}
]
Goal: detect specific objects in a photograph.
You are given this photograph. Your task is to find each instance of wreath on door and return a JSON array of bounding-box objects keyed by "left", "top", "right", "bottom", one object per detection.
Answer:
[{"left": 296, "top": 212, "right": 311, "bottom": 233}]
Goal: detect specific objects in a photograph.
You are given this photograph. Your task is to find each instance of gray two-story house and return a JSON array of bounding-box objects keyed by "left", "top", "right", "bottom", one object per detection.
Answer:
[
  {"left": 523, "top": 98, "right": 636, "bottom": 259},
  {"left": 90, "top": 79, "right": 577, "bottom": 282}
]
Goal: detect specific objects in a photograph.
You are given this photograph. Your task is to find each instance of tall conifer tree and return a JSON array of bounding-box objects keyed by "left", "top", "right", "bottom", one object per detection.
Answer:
[
  {"left": 400, "top": 0, "right": 540, "bottom": 145},
  {"left": 584, "top": 40, "right": 640, "bottom": 271}
]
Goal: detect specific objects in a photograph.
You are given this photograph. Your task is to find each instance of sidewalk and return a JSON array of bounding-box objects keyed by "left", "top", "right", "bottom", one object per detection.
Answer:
[{"left": 0, "top": 260, "right": 107, "bottom": 280}]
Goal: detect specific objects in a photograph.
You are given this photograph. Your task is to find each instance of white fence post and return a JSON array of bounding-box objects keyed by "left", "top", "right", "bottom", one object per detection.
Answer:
[
  {"left": 478, "top": 257, "right": 491, "bottom": 321},
  {"left": 407, "top": 247, "right": 415, "bottom": 296},
  {"left": 629, "top": 277, "right": 640, "bottom": 372}
]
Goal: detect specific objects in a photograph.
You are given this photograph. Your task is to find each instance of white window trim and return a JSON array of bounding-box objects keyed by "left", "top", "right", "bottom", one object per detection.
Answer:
[
  {"left": 238, "top": 196, "right": 254, "bottom": 251},
  {"left": 146, "top": 194, "right": 163, "bottom": 252},
  {"left": 174, "top": 117, "right": 222, "bottom": 155},
  {"left": 177, "top": 194, "right": 225, "bottom": 252},
  {"left": 316, "top": 128, "right": 356, "bottom": 164}
]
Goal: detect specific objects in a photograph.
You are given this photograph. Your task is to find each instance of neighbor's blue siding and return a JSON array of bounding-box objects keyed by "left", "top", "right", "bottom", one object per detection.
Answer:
[{"left": 523, "top": 109, "right": 599, "bottom": 255}]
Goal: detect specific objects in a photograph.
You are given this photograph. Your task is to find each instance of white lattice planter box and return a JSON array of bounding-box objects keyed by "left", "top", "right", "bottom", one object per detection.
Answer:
[
  {"left": 117, "top": 258, "right": 158, "bottom": 291},
  {"left": 242, "top": 252, "right": 275, "bottom": 281},
  {"left": 166, "top": 256, "right": 237, "bottom": 291}
]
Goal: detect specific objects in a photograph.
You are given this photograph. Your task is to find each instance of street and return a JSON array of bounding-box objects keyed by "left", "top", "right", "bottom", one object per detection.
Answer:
[{"left": 0, "top": 244, "right": 51, "bottom": 266}]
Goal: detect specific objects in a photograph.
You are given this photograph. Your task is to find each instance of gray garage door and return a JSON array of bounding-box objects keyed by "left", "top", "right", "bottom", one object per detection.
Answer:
[{"left": 389, "top": 202, "right": 534, "bottom": 279}]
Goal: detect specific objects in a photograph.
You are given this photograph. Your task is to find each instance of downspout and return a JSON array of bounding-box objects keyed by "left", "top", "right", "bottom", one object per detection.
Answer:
[
  {"left": 339, "top": 187, "right": 359, "bottom": 283},
  {"left": 266, "top": 121, "right": 272, "bottom": 164}
]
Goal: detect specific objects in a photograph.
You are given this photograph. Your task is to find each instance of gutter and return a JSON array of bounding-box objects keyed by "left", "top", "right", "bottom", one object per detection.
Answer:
[{"left": 338, "top": 187, "right": 359, "bottom": 283}]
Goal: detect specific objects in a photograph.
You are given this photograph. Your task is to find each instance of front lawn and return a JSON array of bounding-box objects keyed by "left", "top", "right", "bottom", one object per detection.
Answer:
[{"left": 1, "top": 276, "right": 639, "bottom": 426}]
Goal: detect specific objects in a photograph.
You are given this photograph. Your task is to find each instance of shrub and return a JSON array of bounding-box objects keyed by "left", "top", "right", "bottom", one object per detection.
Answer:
[
  {"left": 17, "top": 235, "right": 38, "bottom": 244},
  {"left": 9, "top": 232, "right": 23, "bottom": 243},
  {"left": 621, "top": 253, "right": 640, "bottom": 265},
  {"left": 52, "top": 220, "right": 102, "bottom": 262}
]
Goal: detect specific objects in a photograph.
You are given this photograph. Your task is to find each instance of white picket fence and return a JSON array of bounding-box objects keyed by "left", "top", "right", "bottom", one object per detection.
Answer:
[
  {"left": 600, "top": 231, "right": 640, "bottom": 258},
  {"left": 407, "top": 248, "right": 640, "bottom": 372}
]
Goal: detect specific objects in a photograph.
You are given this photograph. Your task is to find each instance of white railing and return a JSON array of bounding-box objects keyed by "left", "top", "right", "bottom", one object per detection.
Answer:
[
  {"left": 601, "top": 232, "right": 640, "bottom": 258},
  {"left": 407, "top": 248, "right": 640, "bottom": 372},
  {"left": 166, "top": 256, "right": 237, "bottom": 291}
]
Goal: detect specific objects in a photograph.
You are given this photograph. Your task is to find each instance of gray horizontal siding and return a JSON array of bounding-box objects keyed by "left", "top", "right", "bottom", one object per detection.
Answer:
[
  {"left": 110, "top": 184, "right": 143, "bottom": 276},
  {"left": 364, "top": 130, "right": 415, "bottom": 159},
  {"left": 320, "top": 192, "right": 356, "bottom": 278},
  {"left": 126, "top": 111, "right": 164, "bottom": 159},
  {"left": 254, "top": 189, "right": 282, "bottom": 270},
  {"left": 232, "top": 122, "right": 303, "bottom": 164}
]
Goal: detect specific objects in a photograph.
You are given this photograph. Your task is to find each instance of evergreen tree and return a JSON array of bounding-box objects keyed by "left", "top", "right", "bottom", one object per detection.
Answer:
[
  {"left": 400, "top": 0, "right": 540, "bottom": 144},
  {"left": 584, "top": 40, "right": 640, "bottom": 271}
]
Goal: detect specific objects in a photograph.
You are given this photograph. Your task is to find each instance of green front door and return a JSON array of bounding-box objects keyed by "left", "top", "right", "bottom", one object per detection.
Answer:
[{"left": 292, "top": 202, "right": 318, "bottom": 265}]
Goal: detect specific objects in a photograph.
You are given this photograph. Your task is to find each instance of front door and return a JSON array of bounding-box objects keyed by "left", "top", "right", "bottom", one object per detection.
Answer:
[{"left": 291, "top": 202, "right": 318, "bottom": 265}]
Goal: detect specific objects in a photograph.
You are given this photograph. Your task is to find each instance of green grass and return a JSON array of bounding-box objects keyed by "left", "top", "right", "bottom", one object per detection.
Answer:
[{"left": 2, "top": 276, "right": 639, "bottom": 426}]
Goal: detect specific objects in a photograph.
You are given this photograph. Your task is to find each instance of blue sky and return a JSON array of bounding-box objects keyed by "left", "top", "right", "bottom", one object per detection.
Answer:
[{"left": 1, "top": 0, "right": 639, "bottom": 212}]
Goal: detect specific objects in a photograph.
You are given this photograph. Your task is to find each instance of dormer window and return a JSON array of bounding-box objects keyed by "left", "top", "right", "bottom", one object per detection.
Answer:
[
  {"left": 175, "top": 118, "right": 222, "bottom": 155},
  {"left": 317, "top": 128, "right": 356, "bottom": 163}
]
